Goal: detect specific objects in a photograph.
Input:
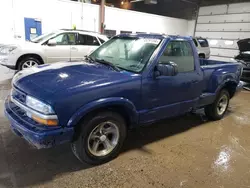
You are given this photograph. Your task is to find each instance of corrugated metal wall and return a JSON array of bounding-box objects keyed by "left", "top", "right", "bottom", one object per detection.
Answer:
[{"left": 195, "top": 2, "right": 250, "bottom": 61}]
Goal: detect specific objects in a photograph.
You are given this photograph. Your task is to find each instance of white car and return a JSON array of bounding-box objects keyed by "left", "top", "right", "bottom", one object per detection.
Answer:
[
  {"left": 192, "top": 37, "right": 210, "bottom": 59},
  {"left": 0, "top": 29, "right": 108, "bottom": 70}
]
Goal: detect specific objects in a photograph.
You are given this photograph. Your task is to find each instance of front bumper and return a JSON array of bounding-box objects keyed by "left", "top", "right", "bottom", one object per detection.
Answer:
[
  {"left": 0, "top": 54, "right": 17, "bottom": 70},
  {"left": 4, "top": 97, "right": 74, "bottom": 149}
]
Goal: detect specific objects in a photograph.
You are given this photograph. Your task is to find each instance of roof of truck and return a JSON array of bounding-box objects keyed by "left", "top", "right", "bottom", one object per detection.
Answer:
[{"left": 117, "top": 33, "right": 192, "bottom": 40}]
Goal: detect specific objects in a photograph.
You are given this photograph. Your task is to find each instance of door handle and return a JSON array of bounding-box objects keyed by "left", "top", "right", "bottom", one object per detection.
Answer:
[{"left": 71, "top": 47, "right": 78, "bottom": 50}]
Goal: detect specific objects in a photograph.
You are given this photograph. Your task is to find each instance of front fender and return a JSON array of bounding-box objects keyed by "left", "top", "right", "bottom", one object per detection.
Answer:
[{"left": 67, "top": 97, "right": 138, "bottom": 127}]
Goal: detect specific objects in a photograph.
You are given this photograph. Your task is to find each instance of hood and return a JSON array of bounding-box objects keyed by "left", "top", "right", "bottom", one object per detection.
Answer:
[
  {"left": 13, "top": 61, "right": 137, "bottom": 99},
  {"left": 1, "top": 40, "right": 39, "bottom": 48},
  {"left": 237, "top": 38, "right": 250, "bottom": 52}
]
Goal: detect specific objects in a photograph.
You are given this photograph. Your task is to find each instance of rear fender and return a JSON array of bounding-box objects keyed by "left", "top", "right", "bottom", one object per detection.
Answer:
[
  {"left": 215, "top": 79, "right": 238, "bottom": 98},
  {"left": 67, "top": 97, "right": 138, "bottom": 127},
  {"left": 207, "top": 66, "right": 239, "bottom": 95}
]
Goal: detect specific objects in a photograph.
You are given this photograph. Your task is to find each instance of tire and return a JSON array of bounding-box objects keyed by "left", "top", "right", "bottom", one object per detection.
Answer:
[
  {"left": 205, "top": 89, "right": 230, "bottom": 120},
  {"left": 71, "top": 111, "right": 127, "bottom": 165},
  {"left": 199, "top": 54, "right": 205, "bottom": 59},
  {"left": 17, "top": 57, "right": 41, "bottom": 71}
]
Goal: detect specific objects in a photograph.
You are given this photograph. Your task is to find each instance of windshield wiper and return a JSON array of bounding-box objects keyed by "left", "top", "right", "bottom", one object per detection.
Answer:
[{"left": 95, "top": 58, "right": 120, "bottom": 72}]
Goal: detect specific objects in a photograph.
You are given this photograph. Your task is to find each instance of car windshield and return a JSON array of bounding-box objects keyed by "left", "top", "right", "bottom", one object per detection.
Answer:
[
  {"left": 197, "top": 38, "right": 209, "bottom": 47},
  {"left": 31, "top": 32, "right": 56, "bottom": 43},
  {"left": 89, "top": 37, "right": 161, "bottom": 73}
]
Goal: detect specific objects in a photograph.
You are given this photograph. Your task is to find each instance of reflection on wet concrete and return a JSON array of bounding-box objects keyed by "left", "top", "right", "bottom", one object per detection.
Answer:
[
  {"left": 213, "top": 146, "right": 232, "bottom": 172},
  {"left": 0, "top": 85, "right": 250, "bottom": 187}
]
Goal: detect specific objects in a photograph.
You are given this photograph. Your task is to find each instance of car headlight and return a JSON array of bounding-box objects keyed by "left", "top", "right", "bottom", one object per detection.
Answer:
[
  {"left": 26, "top": 96, "right": 55, "bottom": 115},
  {"left": 0, "top": 46, "right": 17, "bottom": 54}
]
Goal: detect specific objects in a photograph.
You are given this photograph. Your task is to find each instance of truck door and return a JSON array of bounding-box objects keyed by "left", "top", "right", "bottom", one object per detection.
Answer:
[{"left": 141, "top": 40, "right": 203, "bottom": 123}]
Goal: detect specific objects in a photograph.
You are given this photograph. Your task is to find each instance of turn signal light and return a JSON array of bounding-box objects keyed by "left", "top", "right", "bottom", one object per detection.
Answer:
[{"left": 31, "top": 115, "right": 58, "bottom": 126}]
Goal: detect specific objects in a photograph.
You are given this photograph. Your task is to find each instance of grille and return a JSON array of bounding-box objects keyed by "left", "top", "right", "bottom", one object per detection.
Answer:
[{"left": 12, "top": 88, "right": 26, "bottom": 104}]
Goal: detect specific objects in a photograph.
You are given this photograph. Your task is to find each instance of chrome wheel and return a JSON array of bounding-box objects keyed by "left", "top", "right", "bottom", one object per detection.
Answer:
[
  {"left": 217, "top": 94, "right": 228, "bottom": 115},
  {"left": 22, "top": 60, "right": 38, "bottom": 69},
  {"left": 87, "top": 121, "right": 119, "bottom": 157}
]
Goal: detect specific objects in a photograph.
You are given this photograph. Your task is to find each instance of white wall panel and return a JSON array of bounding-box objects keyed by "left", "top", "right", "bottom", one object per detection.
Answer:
[
  {"left": 228, "top": 2, "right": 250, "bottom": 13},
  {"left": 198, "top": 5, "right": 227, "bottom": 16},
  {"left": 196, "top": 31, "right": 250, "bottom": 40},
  {"left": 196, "top": 23, "right": 250, "bottom": 32},
  {"left": 105, "top": 7, "right": 188, "bottom": 35},
  {"left": 198, "top": 14, "right": 250, "bottom": 24},
  {"left": 0, "top": 0, "right": 189, "bottom": 42},
  {"left": 0, "top": 0, "right": 14, "bottom": 42},
  {"left": 187, "top": 20, "right": 196, "bottom": 36}
]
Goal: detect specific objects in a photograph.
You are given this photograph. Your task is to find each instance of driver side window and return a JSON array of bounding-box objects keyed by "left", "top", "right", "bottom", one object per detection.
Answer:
[{"left": 159, "top": 41, "right": 195, "bottom": 73}]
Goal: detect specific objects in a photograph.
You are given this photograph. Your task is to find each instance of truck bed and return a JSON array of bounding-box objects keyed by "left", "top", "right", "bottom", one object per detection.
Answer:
[
  {"left": 200, "top": 58, "right": 241, "bottom": 94},
  {"left": 200, "top": 59, "right": 236, "bottom": 67}
]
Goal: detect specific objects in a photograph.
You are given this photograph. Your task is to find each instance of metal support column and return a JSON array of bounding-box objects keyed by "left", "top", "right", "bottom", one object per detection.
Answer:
[{"left": 99, "top": 0, "right": 105, "bottom": 33}]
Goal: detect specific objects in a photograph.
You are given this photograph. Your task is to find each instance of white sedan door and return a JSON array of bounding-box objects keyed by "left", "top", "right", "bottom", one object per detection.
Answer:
[
  {"left": 43, "top": 33, "right": 76, "bottom": 63},
  {"left": 70, "top": 34, "right": 101, "bottom": 61}
]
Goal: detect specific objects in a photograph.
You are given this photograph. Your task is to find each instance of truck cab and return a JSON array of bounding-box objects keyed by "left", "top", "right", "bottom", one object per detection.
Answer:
[{"left": 5, "top": 34, "right": 242, "bottom": 164}]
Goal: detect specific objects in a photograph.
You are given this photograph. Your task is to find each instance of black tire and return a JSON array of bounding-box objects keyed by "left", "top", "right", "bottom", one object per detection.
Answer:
[
  {"left": 205, "top": 89, "right": 230, "bottom": 120},
  {"left": 17, "top": 57, "right": 41, "bottom": 71},
  {"left": 199, "top": 54, "right": 205, "bottom": 59},
  {"left": 71, "top": 111, "right": 127, "bottom": 165}
]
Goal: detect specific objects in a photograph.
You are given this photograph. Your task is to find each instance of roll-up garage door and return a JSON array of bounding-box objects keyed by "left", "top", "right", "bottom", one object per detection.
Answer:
[{"left": 195, "top": 2, "right": 250, "bottom": 61}]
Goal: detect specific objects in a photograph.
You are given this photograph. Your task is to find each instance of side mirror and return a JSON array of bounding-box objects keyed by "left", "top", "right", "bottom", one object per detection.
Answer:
[
  {"left": 47, "top": 39, "right": 57, "bottom": 46},
  {"left": 155, "top": 61, "right": 178, "bottom": 77}
]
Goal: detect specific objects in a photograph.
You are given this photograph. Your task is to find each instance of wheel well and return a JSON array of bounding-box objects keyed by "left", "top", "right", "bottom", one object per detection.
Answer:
[
  {"left": 16, "top": 54, "right": 44, "bottom": 69},
  {"left": 221, "top": 81, "right": 237, "bottom": 98},
  {"left": 199, "top": 53, "right": 205, "bottom": 58},
  {"left": 72, "top": 105, "right": 133, "bottom": 141}
]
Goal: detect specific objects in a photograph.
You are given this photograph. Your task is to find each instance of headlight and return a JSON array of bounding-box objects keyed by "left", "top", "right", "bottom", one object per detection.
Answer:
[
  {"left": 0, "top": 46, "right": 17, "bottom": 54},
  {"left": 26, "top": 96, "right": 55, "bottom": 115}
]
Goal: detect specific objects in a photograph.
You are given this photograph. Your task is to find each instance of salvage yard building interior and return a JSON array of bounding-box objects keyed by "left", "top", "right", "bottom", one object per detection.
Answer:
[{"left": 1, "top": 0, "right": 250, "bottom": 187}]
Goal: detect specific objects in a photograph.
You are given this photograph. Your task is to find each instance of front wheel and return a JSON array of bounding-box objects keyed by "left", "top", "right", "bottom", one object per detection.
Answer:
[
  {"left": 18, "top": 57, "right": 41, "bottom": 71},
  {"left": 205, "top": 89, "right": 230, "bottom": 120},
  {"left": 71, "top": 111, "right": 127, "bottom": 165}
]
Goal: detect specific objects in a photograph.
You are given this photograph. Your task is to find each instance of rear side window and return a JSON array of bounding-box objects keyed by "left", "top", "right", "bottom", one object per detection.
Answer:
[
  {"left": 159, "top": 41, "right": 195, "bottom": 73},
  {"left": 198, "top": 38, "right": 209, "bottom": 47},
  {"left": 78, "top": 34, "right": 100, "bottom": 46}
]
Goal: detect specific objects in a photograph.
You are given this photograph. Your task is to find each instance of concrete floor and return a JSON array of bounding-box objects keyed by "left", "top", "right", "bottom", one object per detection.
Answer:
[{"left": 1, "top": 81, "right": 250, "bottom": 188}]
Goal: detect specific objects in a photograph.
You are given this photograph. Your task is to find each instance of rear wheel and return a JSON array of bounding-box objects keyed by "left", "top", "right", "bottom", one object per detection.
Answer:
[
  {"left": 205, "top": 89, "right": 230, "bottom": 120},
  {"left": 17, "top": 57, "right": 41, "bottom": 71},
  {"left": 71, "top": 111, "right": 127, "bottom": 165}
]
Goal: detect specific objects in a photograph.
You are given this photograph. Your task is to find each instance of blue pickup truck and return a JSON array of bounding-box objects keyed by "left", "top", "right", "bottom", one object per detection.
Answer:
[{"left": 5, "top": 34, "right": 243, "bottom": 164}]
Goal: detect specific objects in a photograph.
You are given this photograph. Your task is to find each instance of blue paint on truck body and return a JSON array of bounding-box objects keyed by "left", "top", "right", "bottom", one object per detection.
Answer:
[{"left": 4, "top": 34, "right": 243, "bottom": 148}]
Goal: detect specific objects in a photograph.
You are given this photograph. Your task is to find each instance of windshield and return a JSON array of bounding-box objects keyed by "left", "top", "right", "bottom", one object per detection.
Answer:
[
  {"left": 89, "top": 37, "right": 161, "bottom": 73},
  {"left": 31, "top": 32, "right": 56, "bottom": 43},
  {"left": 197, "top": 38, "right": 209, "bottom": 47}
]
